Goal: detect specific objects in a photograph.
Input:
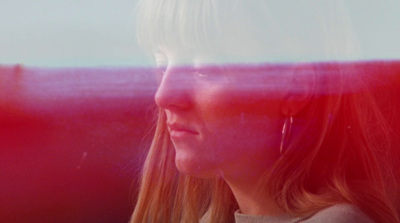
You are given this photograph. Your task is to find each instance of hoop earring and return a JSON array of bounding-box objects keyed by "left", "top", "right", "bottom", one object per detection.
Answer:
[{"left": 280, "top": 116, "right": 293, "bottom": 154}]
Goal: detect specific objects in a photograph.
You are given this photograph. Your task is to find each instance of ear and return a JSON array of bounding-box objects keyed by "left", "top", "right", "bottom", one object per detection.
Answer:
[{"left": 280, "top": 64, "right": 315, "bottom": 116}]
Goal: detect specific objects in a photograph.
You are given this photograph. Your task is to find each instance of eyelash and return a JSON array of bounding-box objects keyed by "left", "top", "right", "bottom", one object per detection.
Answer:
[
  {"left": 155, "top": 67, "right": 210, "bottom": 79},
  {"left": 194, "top": 70, "right": 209, "bottom": 77}
]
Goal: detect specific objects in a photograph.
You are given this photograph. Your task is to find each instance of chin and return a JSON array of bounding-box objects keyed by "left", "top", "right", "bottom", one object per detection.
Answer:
[{"left": 174, "top": 153, "right": 220, "bottom": 179}]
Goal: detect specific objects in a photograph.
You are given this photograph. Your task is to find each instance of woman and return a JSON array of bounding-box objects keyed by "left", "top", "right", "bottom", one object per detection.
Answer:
[{"left": 131, "top": 0, "right": 400, "bottom": 222}]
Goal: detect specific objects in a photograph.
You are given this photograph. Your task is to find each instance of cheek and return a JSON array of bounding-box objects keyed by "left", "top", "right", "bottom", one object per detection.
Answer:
[
  {"left": 196, "top": 84, "right": 283, "bottom": 122},
  {"left": 195, "top": 86, "right": 283, "bottom": 156}
]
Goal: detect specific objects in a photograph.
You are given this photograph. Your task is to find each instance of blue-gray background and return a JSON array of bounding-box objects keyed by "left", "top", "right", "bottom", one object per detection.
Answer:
[{"left": 0, "top": 0, "right": 399, "bottom": 67}]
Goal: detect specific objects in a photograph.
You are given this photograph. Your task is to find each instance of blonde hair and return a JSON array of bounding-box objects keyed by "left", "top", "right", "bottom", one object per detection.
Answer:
[{"left": 131, "top": 1, "right": 400, "bottom": 222}]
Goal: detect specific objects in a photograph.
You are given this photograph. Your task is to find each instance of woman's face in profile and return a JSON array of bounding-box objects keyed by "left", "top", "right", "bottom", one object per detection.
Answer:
[
  {"left": 154, "top": 45, "right": 286, "bottom": 180},
  {"left": 145, "top": 1, "right": 335, "bottom": 180}
]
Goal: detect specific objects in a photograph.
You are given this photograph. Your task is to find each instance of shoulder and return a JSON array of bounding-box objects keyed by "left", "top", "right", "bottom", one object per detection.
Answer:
[{"left": 301, "top": 204, "right": 374, "bottom": 223}]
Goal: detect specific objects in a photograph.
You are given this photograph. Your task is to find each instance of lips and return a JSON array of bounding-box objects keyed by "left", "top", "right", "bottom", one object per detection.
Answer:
[{"left": 167, "top": 123, "right": 199, "bottom": 138}]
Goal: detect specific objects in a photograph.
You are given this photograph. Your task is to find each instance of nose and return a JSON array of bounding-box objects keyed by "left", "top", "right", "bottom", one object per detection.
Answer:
[{"left": 154, "top": 66, "right": 192, "bottom": 110}]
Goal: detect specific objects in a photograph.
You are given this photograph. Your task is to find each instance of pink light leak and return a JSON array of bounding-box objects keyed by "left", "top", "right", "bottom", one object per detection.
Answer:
[{"left": 0, "top": 61, "right": 399, "bottom": 222}]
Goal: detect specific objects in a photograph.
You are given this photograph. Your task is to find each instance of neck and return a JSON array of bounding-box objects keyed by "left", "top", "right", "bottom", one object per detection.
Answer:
[{"left": 224, "top": 175, "right": 285, "bottom": 216}]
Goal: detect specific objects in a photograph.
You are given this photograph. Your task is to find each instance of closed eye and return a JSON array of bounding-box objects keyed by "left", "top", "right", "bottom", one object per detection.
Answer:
[
  {"left": 193, "top": 66, "right": 224, "bottom": 78},
  {"left": 195, "top": 70, "right": 209, "bottom": 77}
]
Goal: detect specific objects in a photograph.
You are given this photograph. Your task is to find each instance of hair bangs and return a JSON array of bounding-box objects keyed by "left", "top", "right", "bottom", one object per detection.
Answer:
[{"left": 136, "top": 0, "right": 227, "bottom": 53}]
